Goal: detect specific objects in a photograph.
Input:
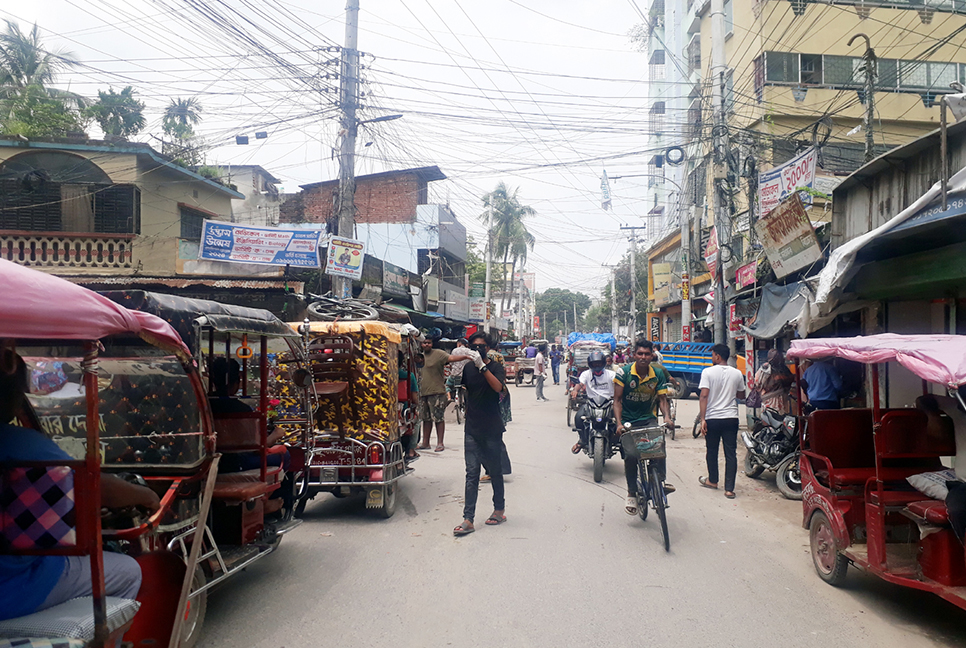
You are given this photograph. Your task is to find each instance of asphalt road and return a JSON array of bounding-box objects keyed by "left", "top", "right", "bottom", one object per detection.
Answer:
[{"left": 201, "top": 380, "right": 966, "bottom": 648}]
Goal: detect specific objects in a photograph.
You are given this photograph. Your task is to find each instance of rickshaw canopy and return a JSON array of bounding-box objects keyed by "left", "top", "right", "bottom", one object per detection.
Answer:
[
  {"left": 102, "top": 290, "right": 298, "bottom": 350},
  {"left": 787, "top": 334, "right": 966, "bottom": 388},
  {"left": 0, "top": 260, "right": 189, "bottom": 357},
  {"left": 296, "top": 320, "right": 402, "bottom": 343}
]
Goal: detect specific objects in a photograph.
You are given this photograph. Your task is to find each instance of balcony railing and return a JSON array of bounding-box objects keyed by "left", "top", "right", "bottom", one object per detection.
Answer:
[{"left": 0, "top": 231, "right": 134, "bottom": 269}]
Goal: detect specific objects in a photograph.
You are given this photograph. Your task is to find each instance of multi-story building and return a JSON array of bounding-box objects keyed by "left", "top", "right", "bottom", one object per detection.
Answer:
[
  {"left": 643, "top": 0, "right": 966, "bottom": 343},
  {"left": 210, "top": 164, "right": 282, "bottom": 227}
]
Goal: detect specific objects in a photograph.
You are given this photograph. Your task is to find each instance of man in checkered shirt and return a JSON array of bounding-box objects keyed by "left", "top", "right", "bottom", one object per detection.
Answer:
[{"left": 0, "top": 353, "right": 160, "bottom": 622}]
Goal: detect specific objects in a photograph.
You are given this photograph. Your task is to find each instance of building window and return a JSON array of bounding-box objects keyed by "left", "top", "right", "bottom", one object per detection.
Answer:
[
  {"left": 650, "top": 101, "right": 666, "bottom": 135},
  {"left": 686, "top": 98, "right": 703, "bottom": 140},
  {"left": 754, "top": 55, "right": 765, "bottom": 102},
  {"left": 800, "top": 54, "right": 823, "bottom": 84},
  {"left": 687, "top": 35, "right": 701, "bottom": 75},
  {"left": 765, "top": 51, "right": 799, "bottom": 83},
  {"left": 649, "top": 49, "right": 666, "bottom": 82},
  {"left": 725, "top": 68, "right": 735, "bottom": 113},
  {"left": 180, "top": 205, "right": 208, "bottom": 239},
  {"left": 724, "top": 0, "right": 734, "bottom": 37}
]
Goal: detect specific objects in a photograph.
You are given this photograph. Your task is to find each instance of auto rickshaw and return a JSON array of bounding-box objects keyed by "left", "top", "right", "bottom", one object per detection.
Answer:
[
  {"left": 293, "top": 320, "right": 418, "bottom": 518},
  {"left": 498, "top": 341, "right": 522, "bottom": 382},
  {"left": 789, "top": 334, "right": 966, "bottom": 610},
  {"left": 0, "top": 260, "right": 197, "bottom": 648},
  {"left": 94, "top": 290, "right": 312, "bottom": 647}
]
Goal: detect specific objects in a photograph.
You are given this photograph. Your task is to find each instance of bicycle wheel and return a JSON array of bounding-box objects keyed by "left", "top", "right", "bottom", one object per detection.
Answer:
[
  {"left": 635, "top": 460, "right": 648, "bottom": 522},
  {"left": 307, "top": 299, "right": 379, "bottom": 321},
  {"left": 648, "top": 461, "right": 670, "bottom": 551}
]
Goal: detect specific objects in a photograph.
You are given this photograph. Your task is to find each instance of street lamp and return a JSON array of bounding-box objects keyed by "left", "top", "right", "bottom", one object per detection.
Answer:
[{"left": 359, "top": 113, "right": 403, "bottom": 125}]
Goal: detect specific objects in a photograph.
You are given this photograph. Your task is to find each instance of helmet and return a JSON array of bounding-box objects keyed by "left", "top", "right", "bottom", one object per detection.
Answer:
[{"left": 588, "top": 350, "right": 606, "bottom": 374}]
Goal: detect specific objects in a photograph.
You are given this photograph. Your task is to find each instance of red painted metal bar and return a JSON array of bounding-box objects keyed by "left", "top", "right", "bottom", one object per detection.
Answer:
[
  {"left": 260, "top": 335, "right": 268, "bottom": 482},
  {"left": 870, "top": 362, "right": 887, "bottom": 569},
  {"left": 83, "top": 342, "right": 109, "bottom": 647},
  {"left": 241, "top": 334, "right": 249, "bottom": 398}
]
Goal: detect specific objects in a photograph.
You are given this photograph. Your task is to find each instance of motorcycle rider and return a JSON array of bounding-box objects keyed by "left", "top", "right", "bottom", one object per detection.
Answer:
[{"left": 570, "top": 350, "right": 616, "bottom": 454}]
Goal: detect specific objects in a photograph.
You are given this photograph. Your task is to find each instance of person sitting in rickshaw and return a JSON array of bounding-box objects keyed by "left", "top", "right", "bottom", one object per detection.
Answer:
[
  {"left": 209, "top": 357, "right": 289, "bottom": 472},
  {"left": 0, "top": 351, "right": 160, "bottom": 625}
]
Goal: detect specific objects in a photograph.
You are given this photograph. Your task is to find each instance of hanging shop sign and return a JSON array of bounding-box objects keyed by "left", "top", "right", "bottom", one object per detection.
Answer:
[
  {"left": 324, "top": 236, "right": 366, "bottom": 280},
  {"left": 199, "top": 220, "right": 323, "bottom": 267},
  {"left": 383, "top": 262, "right": 410, "bottom": 297},
  {"left": 757, "top": 147, "right": 817, "bottom": 217},
  {"left": 703, "top": 226, "right": 719, "bottom": 279},
  {"left": 736, "top": 260, "right": 758, "bottom": 289},
  {"left": 648, "top": 313, "right": 662, "bottom": 342},
  {"left": 469, "top": 297, "right": 485, "bottom": 323},
  {"left": 652, "top": 262, "right": 673, "bottom": 307},
  {"left": 753, "top": 193, "right": 822, "bottom": 278}
]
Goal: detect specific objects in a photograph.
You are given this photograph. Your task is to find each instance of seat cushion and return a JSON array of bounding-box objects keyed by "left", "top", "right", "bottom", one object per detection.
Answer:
[
  {"left": 0, "top": 596, "right": 139, "bottom": 642},
  {"left": 907, "top": 499, "right": 950, "bottom": 525},
  {"left": 0, "top": 639, "right": 85, "bottom": 648},
  {"left": 212, "top": 481, "right": 274, "bottom": 501},
  {"left": 869, "top": 489, "right": 924, "bottom": 506}
]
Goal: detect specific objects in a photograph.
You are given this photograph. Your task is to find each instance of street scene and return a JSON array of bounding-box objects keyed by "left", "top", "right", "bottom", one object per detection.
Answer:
[{"left": 3, "top": 0, "right": 966, "bottom": 647}]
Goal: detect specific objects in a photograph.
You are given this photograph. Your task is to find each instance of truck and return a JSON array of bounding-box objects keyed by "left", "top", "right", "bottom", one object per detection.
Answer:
[{"left": 658, "top": 342, "right": 746, "bottom": 398}]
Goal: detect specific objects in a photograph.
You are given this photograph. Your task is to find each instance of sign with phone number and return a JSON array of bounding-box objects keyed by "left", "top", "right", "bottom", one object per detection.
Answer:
[{"left": 198, "top": 220, "right": 323, "bottom": 267}]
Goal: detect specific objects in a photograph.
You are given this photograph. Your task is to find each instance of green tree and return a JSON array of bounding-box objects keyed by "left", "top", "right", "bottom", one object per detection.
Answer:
[
  {"left": 86, "top": 86, "right": 145, "bottom": 139},
  {"left": 535, "top": 288, "right": 593, "bottom": 330},
  {"left": 480, "top": 182, "right": 536, "bottom": 310},
  {"left": 583, "top": 305, "right": 606, "bottom": 332},
  {"left": 465, "top": 237, "right": 487, "bottom": 284},
  {"left": 600, "top": 249, "right": 648, "bottom": 336},
  {"left": 162, "top": 96, "right": 203, "bottom": 166},
  {"left": 0, "top": 21, "right": 86, "bottom": 135}
]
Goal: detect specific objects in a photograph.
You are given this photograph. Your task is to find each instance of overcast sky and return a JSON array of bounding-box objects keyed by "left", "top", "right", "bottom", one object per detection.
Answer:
[{"left": 5, "top": 0, "right": 663, "bottom": 296}]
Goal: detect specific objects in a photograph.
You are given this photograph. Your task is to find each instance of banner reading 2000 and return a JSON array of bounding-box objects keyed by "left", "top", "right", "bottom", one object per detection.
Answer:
[{"left": 198, "top": 220, "right": 323, "bottom": 268}]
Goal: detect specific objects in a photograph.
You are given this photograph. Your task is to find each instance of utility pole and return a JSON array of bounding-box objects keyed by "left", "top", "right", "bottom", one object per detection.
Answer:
[
  {"left": 333, "top": 0, "right": 360, "bottom": 299},
  {"left": 848, "top": 33, "right": 877, "bottom": 163},
  {"left": 517, "top": 272, "right": 524, "bottom": 338},
  {"left": 573, "top": 301, "right": 578, "bottom": 332},
  {"left": 711, "top": 0, "right": 729, "bottom": 346},
  {"left": 610, "top": 266, "right": 618, "bottom": 336},
  {"left": 620, "top": 226, "right": 646, "bottom": 339},
  {"left": 483, "top": 205, "right": 493, "bottom": 333},
  {"left": 681, "top": 207, "right": 692, "bottom": 342}
]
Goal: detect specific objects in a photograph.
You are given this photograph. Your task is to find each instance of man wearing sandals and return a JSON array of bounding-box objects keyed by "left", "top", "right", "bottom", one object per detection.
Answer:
[
  {"left": 454, "top": 332, "right": 507, "bottom": 536},
  {"left": 613, "top": 339, "right": 676, "bottom": 516},
  {"left": 697, "top": 344, "right": 747, "bottom": 499}
]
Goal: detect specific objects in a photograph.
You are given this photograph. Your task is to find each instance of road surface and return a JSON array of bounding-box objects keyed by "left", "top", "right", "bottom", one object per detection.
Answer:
[{"left": 202, "top": 380, "right": 966, "bottom": 647}]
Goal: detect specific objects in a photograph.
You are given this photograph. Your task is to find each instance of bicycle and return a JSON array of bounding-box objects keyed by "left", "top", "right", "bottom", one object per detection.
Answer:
[
  {"left": 452, "top": 385, "right": 466, "bottom": 424},
  {"left": 620, "top": 423, "right": 672, "bottom": 552}
]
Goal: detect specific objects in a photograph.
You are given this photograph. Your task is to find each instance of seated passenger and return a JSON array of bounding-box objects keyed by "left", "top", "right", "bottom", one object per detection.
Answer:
[
  {"left": 209, "top": 357, "right": 289, "bottom": 473},
  {"left": 0, "top": 351, "right": 160, "bottom": 625}
]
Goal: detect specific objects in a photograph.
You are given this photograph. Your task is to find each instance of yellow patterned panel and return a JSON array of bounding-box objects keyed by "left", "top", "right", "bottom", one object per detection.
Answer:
[{"left": 288, "top": 320, "right": 402, "bottom": 343}]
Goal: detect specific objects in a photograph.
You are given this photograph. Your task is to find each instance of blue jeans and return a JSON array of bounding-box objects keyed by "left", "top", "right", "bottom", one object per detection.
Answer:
[
  {"left": 42, "top": 553, "right": 141, "bottom": 608},
  {"left": 551, "top": 362, "right": 560, "bottom": 384},
  {"left": 463, "top": 433, "right": 505, "bottom": 523}
]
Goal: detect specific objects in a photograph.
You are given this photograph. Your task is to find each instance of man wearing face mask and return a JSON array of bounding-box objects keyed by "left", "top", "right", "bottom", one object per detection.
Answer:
[{"left": 570, "top": 350, "right": 616, "bottom": 454}]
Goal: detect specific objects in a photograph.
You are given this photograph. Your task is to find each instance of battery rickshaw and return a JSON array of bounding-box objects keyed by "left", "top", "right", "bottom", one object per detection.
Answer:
[{"left": 789, "top": 334, "right": 966, "bottom": 610}]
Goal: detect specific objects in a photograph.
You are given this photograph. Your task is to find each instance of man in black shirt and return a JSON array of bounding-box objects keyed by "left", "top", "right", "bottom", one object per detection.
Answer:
[{"left": 454, "top": 332, "right": 507, "bottom": 536}]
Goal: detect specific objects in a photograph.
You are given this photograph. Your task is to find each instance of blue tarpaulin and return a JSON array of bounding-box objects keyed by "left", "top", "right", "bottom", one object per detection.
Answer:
[{"left": 567, "top": 332, "right": 617, "bottom": 351}]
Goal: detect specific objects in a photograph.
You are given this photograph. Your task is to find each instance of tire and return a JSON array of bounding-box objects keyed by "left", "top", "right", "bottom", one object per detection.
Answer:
[
  {"left": 516, "top": 373, "right": 522, "bottom": 386},
  {"left": 307, "top": 300, "right": 379, "bottom": 322},
  {"left": 592, "top": 437, "right": 605, "bottom": 483},
  {"left": 649, "top": 462, "right": 670, "bottom": 552},
  {"left": 377, "top": 483, "right": 397, "bottom": 518},
  {"left": 636, "top": 461, "right": 649, "bottom": 522},
  {"left": 744, "top": 451, "right": 765, "bottom": 479},
  {"left": 180, "top": 566, "right": 208, "bottom": 648},
  {"left": 455, "top": 402, "right": 463, "bottom": 425},
  {"left": 776, "top": 453, "right": 803, "bottom": 500},
  {"left": 692, "top": 415, "right": 702, "bottom": 439},
  {"left": 566, "top": 402, "right": 572, "bottom": 427},
  {"left": 809, "top": 511, "right": 848, "bottom": 585}
]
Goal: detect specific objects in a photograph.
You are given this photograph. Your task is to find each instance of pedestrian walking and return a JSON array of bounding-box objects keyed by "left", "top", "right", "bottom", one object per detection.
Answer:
[
  {"left": 417, "top": 336, "right": 470, "bottom": 453},
  {"left": 697, "top": 344, "right": 747, "bottom": 499},
  {"left": 550, "top": 345, "right": 563, "bottom": 384},
  {"left": 454, "top": 332, "right": 507, "bottom": 536},
  {"left": 534, "top": 344, "right": 549, "bottom": 401}
]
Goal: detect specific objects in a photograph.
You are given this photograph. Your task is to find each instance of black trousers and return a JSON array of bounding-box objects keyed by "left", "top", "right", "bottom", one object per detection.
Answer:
[
  {"left": 463, "top": 433, "right": 505, "bottom": 522},
  {"left": 705, "top": 418, "right": 740, "bottom": 492}
]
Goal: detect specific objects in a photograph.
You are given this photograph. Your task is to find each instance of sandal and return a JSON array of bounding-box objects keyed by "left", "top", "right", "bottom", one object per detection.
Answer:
[
  {"left": 725, "top": 491, "right": 736, "bottom": 499},
  {"left": 485, "top": 514, "right": 506, "bottom": 525},
  {"left": 416, "top": 444, "right": 430, "bottom": 450},
  {"left": 625, "top": 496, "right": 638, "bottom": 516},
  {"left": 699, "top": 476, "right": 718, "bottom": 490},
  {"left": 435, "top": 445, "right": 445, "bottom": 452},
  {"left": 480, "top": 474, "right": 491, "bottom": 482},
  {"left": 571, "top": 443, "right": 583, "bottom": 455},
  {"left": 453, "top": 521, "right": 475, "bottom": 536}
]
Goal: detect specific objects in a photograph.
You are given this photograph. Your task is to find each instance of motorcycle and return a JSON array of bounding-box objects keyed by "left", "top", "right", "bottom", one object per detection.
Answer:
[
  {"left": 742, "top": 408, "right": 802, "bottom": 500},
  {"left": 577, "top": 397, "right": 619, "bottom": 483}
]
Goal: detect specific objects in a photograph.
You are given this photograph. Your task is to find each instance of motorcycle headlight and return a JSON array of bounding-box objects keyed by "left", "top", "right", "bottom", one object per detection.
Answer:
[{"left": 596, "top": 417, "right": 603, "bottom": 422}]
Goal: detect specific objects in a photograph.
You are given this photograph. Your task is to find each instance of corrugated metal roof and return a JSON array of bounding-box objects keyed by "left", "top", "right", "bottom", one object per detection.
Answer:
[{"left": 60, "top": 276, "right": 303, "bottom": 290}]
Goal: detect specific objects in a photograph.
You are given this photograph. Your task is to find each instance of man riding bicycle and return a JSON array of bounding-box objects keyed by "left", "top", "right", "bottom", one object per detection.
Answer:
[
  {"left": 613, "top": 339, "right": 676, "bottom": 515},
  {"left": 570, "top": 350, "right": 616, "bottom": 454}
]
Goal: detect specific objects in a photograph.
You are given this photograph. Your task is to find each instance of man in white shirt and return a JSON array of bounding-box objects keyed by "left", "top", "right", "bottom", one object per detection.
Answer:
[
  {"left": 570, "top": 350, "right": 616, "bottom": 453},
  {"left": 697, "top": 343, "right": 747, "bottom": 499},
  {"left": 535, "top": 344, "right": 549, "bottom": 402}
]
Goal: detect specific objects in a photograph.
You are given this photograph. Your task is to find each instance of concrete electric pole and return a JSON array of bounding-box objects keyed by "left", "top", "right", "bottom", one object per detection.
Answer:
[
  {"left": 711, "top": 0, "right": 729, "bottom": 346},
  {"left": 620, "top": 226, "right": 646, "bottom": 339},
  {"left": 680, "top": 207, "right": 692, "bottom": 342},
  {"left": 333, "top": 0, "right": 360, "bottom": 299},
  {"left": 848, "top": 33, "right": 877, "bottom": 163}
]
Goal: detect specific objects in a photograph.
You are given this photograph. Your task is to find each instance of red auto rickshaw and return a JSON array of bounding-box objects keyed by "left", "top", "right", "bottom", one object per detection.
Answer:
[{"left": 789, "top": 334, "right": 966, "bottom": 610}]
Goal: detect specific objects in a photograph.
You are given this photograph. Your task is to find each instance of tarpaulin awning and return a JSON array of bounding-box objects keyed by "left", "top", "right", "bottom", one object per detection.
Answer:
[
  {"left": 787, "top": 334, "right": 966, "bottom": 388},
  {"left": 0, "top": 260, "right": 190, "bottom": 359},
  {"left": 567, "top": 332, "right": 617, "bottom": 350},
  {"left": 742, "top": 282, "right": 809, "bottom": 339}
]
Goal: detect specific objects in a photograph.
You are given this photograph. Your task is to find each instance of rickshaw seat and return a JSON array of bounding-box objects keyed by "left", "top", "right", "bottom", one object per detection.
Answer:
[
  {"left": 820, "top": 466, "right": 926, "bottom": 486},
  {"left": 869, "top": 488, "right": 925, "bottom": 507},
  {"left": 314, "top": 380, "right": 349, "bottom": 396},
  {"left": 878, "top": 409, "right": 956, "bottom": 458},
  {"left": 215, "top": 464, "right": 283, "bottom": 485},
  {"left": 0, "top": 596, "right": 140, "bottom": 644},
  {"left": 213, "top": 412, "right": 264, "bottom": 453},
  {"left": 906, "top": 499, "right": 950, "bottom": 525},
  {"left": 807, "top": 408, "right": 876, "bottom": 469},
  {"left": 309, "top": 334, "right": 359, "bottom": 437},
  {"left": 212, "top": 481, "right": 274, "bottom": 501}
]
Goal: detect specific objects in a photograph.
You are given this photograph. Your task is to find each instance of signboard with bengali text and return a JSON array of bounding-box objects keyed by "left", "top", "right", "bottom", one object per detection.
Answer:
[
  {"left": 198, "top": 220, "right": 322, "bottom": 267},
  {"left": 736, "top": 260, "right": 758, "bottom": 288},
  {"left": 757, "top": 147, "right": 817, "bottom": 217},
  {"left": 753, "top": 194, "right": 822, "bottom": 278},
  {"left": 325, "top": 236, "right": 366, "bottom": 280}
]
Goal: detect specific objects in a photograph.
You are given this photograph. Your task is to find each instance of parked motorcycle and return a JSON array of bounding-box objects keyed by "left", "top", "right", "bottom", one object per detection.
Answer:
[
  {"left": 742, "top": 409, "right": 802, "bottom": 500},
  {"left": 577, "top": 397, "right": 619, "bottom": 483}
]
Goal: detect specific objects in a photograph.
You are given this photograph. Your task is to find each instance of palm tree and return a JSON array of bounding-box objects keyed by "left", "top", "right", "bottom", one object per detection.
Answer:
[
  {"left": 0, "top": 21, "right": 84, "bottom": 118},
  {"left": 87, "top": 86, "right": 145, "bottom": 139},
  {"left": 162, "top": 97, "right": 202, "bottom": 139},
  {"left": 480, "top": 182, "right": 537, "bottom": 310}
]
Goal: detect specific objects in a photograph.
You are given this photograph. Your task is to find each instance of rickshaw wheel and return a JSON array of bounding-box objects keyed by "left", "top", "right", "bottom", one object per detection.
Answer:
[
  {"left": 180, "top": 566, "right": 208, "bottom": 648},
  {"left": 810, "top": 511, "right": 848, "bottom": 586},
  {"left": 377, "top": 483, "right": 397, "bottom": 518}
]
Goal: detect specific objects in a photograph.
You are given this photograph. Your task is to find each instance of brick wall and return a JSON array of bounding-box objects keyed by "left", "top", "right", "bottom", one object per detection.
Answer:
[{"left": 286, "top": 172, "right": 423, "bottom": 227}]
